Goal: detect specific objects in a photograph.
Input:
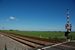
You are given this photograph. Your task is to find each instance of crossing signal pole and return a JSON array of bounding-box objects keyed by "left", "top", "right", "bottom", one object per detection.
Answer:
[{"left": 65, "top": 9, "right": 72, "bottom": 41}]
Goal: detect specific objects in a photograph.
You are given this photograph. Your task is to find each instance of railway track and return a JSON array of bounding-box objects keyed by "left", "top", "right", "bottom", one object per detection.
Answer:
[
  {"left": 8, "top": 33, "right": 54, "bottom": 45},
  {"left": 0, "top": 32, "right": 54, "bottom": 49}
]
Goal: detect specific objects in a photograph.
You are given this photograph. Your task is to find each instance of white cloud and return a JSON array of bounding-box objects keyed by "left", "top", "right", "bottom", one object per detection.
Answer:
[
  {"left": 6, "top": 16, "right": 19, "bottom": 22},
  {"left": 9, "top": 16, "right": 15, "bottom": 20}
]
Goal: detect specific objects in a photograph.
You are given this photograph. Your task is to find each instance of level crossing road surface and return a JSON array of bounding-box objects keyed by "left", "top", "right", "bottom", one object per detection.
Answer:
[{"left": 36, "top": 41, "right": 75, "bottom": 50}]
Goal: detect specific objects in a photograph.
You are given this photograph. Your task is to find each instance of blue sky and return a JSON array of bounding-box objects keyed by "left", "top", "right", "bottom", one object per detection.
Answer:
[{"left": 0, "top": 0, "right": 75, "bottom": 31}]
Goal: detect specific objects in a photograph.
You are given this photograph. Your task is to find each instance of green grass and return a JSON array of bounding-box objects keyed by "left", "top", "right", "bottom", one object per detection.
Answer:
[
  {"left": 69, "top": 32, "right": 75, "bottom": 40},
  {"left": 0, "top": 30, "right": 75, "bottom": 40}
]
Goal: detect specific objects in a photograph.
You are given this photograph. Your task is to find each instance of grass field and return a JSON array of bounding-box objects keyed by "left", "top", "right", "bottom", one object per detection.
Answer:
[{"left": 0, "top": 30, "right": 75, "bottom": 40}]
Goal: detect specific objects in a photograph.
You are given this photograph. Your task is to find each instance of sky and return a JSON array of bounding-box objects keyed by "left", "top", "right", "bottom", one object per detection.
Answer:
[{"left": 0, "top": 0, "right": 75, "bottom": 31}]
